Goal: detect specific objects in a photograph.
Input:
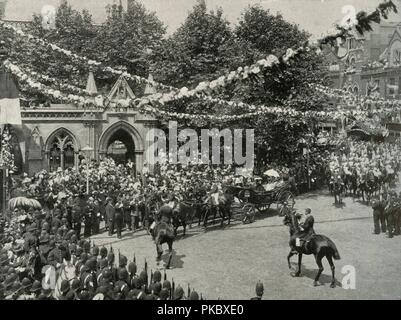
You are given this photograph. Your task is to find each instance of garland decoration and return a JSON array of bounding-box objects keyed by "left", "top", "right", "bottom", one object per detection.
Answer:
[{"left": 0, "top": 126, "right": 16, "bottom": 173}]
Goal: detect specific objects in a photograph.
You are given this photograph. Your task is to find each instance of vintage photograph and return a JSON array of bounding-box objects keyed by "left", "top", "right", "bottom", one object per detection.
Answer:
[{"left": 0, "top": 0, "right": 400, "bottom": 301}]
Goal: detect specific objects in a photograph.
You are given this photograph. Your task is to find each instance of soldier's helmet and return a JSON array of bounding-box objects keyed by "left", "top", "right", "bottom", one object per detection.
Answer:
[
  {"left": 153, "top": 270, "right": 162, "bottom": 283},
  {"left": 189, "top": 290, "right": 199, "bottom": 300},
  {"left": 119, "top": 254, "right": 128, "bottom": 267},
  {"left": 99, "top": 246, "right": 108, "bottom": 258},
  {"left": 162, "top": 280, "right": 171, "bottom": 290},
  {"left": 173, "top": 285, "right": 185, "bottom": 300},
  {"left": 91, "top": 246, "right": 99, "bottom": 257},
  {"left": 128, "top": 262, "right": 137, "bottom": 275},
  {"left": 107, "top": 251, "right": 115, "bottom": 264},
  {"left": 255, "top": 281, "right": 264, "bottom": 296},
  {"left": 118, "top": 268, "right": 129, "bottom": 281},
  {"left": 71, "top": 279, "right": 81, "bottom": 292},
  {"left": 159, "top": 288, "right": 170, "bottom": 300}
]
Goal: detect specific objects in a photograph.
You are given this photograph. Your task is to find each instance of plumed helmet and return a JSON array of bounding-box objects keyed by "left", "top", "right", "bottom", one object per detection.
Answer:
[
  {"left": 98, "top": 259, "right": 108, "bottom": 270},
  {"left": 131, "top": 278, "right": 141, "bottom": 289},
  {"left": 189, "top": 290, "right": 199, "bottom": 300},
  {"left": 153, "top": 270, "right": 162, "bottom": 283},
  {"left": 102, "top": 269, "right": 112, "bottom": 281},
  {"left": 91, "top": 246, "right": 99, "bottom": 257},
  {"left": 107, "top": 251, "right": 115, "bottom": 264},
  {"left": 159, "top": 288, "right": 169, "bottom": 300},
  {"left": 162, "top": 280, "right": 171, "bottom": 290},
  {"left": 151, "top": 282, "right": 162, "bottom": 295},
  {"left": 173, "top": 285, "right": 184, "bottom": 300},
  {"left": 139, "top": 270, "right": 148, "bottom": 284},
  {"left": 119, "top": 254, "right": 128, "bottom": 267},
  {"left": 100, "top": 246, "right": 108, "bottom": 258},
  {"left": 118, "top": 268, "right": 129, "bottom": 281},
  {"left": 128, "top": 262, "right": 137, "bottom": 275},
  {"left": 255, "top": 281, "right": 264, "bottom": 296}
]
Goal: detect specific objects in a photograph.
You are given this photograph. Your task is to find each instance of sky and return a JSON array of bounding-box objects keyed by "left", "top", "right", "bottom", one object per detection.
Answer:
[{"left": 2, "top": 0, "right": 401, "bottom": 36}]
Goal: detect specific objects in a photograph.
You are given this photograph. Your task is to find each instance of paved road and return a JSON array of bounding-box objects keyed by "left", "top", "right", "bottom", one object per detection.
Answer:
[{"left": 90, "top": 190, "right": 401, "bottom": 300}]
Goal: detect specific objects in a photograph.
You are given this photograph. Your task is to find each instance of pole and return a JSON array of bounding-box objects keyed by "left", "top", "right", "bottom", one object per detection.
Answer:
[
  {"left": 86, "top": 160, "right": 90, "bottom": 195},
  {"left": 307, "top": 146, "right": 310, "bottom": 190}
]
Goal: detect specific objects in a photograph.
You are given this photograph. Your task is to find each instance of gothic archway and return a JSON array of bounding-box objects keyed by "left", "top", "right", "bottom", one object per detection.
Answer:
[
  {"left": 98, "top": 121, "right": 144, "bottom": 173},
  {"left": 45, "top": 128, "right": 80, "bottom": 172}
]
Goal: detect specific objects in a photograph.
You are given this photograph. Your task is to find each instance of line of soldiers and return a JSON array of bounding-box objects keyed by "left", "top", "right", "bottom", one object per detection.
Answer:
[{"left": 371, "top": 191, "right": 401, "bottom": 238}]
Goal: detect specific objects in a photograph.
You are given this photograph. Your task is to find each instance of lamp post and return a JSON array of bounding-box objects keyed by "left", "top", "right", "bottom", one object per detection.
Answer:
[{"left": 81, "top": 145, "right": 94, "bottom": 195}]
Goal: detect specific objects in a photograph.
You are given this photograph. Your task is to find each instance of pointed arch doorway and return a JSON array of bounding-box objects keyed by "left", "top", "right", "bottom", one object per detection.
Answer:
[
  {"left": 106, "top": 129, "right": 135, "bottom": 165},
  {"left": 98, "top": 121, "right": 144, "bottom": 175}
]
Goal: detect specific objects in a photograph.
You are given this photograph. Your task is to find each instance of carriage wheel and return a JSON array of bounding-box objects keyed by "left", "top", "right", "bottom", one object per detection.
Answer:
[
  {"left": 276, "top": 191, "right": 295, "bottom": 214},
  {"left": 241, "top": 204, "right": 255, "bottom": 224}
]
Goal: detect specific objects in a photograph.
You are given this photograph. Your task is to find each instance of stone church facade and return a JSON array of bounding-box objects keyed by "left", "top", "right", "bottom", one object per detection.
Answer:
[{"left": 15, "top": 105, "right": 158, "bottom": 176}]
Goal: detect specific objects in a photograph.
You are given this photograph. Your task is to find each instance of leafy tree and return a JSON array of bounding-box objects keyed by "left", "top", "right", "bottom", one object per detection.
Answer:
[
  {"left": 151, "top": 0, "right": 240, "bottom": 88},
  {"left": 92, "top": 0, "right": 166, "bottom": 77}
]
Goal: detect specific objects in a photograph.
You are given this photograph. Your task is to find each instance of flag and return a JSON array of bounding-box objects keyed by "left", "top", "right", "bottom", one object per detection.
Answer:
[{"left": 0, "top": 68, "right": 22, "bottom": 125}]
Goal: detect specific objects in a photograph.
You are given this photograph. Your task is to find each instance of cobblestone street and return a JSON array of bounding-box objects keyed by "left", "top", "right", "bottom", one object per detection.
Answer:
[{"left": 91, "top": 190, "right": 401, "bottom": 300}]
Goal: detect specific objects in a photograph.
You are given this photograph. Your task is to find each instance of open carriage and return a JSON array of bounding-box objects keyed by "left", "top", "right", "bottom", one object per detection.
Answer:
[{"left": 224, "top": 181, "right": 295, "bottom": 223}]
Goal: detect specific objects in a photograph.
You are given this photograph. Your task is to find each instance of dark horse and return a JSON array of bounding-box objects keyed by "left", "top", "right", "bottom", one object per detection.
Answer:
[
  {"left": 153, "top": 221, "right": 175, "bottom": 269},
  {"left": 172, "top": 201, "right": 199, "bottom": 237},
  {"left": 202, "top": 189, "right": 234, "bottom": 228},
  {"left": 283, "top": 211, "right": 341, "bottom": 288}
]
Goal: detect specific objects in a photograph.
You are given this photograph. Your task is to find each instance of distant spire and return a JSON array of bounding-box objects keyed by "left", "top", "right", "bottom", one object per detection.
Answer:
[
  {"left": 85, "top": 71, "right": 98, "bottom": 95},
  {"left": 144, "top": 74, "right": 157, "bottom": 95}
]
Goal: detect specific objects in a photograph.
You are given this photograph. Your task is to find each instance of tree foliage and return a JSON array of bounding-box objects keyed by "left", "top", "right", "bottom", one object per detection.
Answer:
[{"left": 0, "top": 0, "right": 330, "bottom": 167}]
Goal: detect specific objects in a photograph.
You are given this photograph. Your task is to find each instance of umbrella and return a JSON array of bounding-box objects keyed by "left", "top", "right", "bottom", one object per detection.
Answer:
[
  {"left": 8, "top": 197, "right": 42, "bottom": 210},
  {"left": 263, "top": 169, "right": 280, "bottom": 178}
]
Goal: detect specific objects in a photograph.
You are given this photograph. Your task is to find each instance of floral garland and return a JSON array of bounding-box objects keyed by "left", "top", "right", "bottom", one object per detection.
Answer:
[
  {"left": 0, "top": 126, "right": 16, "bottom": 173},
  {"left": 0, "top": 0, "right": 397, "bottom": 116},
  {"left": 5, "top": 59, "right": 392, "bottom": 122},
  {"left": 4, "top": 60, "right": 104, "bottom": 108},
  {"left": 313, "top": 84, "right": 401, "bottom": 111},
  {"left": 0, "top": 21, "right": 175, "bottom": 92}
]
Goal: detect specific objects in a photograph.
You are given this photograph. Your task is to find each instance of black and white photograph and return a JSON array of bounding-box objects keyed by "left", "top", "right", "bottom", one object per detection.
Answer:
[{"left": 0, "top": 0, "right": 401, "bottom": 304}]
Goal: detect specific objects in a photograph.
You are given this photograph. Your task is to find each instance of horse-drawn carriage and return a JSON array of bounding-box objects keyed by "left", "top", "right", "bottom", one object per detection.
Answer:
[{"left": 224, "top": 181, "right": 295, "bottom": 223}]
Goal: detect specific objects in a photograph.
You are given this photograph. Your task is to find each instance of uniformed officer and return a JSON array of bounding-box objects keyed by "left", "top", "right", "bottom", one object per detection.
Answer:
[
  {"left": 105, "top": 198, "right": 116, "bottom": 236},
  {"left": 372, "top": 198, "right": 386, "bottom": 234}
]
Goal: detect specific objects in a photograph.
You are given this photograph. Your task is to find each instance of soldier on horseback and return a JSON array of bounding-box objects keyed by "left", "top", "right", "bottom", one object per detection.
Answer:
[
  {"left": 291, "top": 208, "right": 315, "bottom": 252},
  {"left": 150, "top": 205, "right": 174, "bottom": 241}
]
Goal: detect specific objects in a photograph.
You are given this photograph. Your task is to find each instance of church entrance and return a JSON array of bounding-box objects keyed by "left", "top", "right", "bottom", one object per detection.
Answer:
[{"left": 106, "top": 129, "right": 135, "bottom": 166}]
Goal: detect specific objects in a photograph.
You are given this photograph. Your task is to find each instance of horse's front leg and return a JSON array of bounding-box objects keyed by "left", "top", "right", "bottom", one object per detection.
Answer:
[
  {"left": 295, "top": 253, "right": 302, "bottom": 277},
  {"left": 287, "top": 250, "right": 296, "bottom": 269},
  {"left": 166, "top": 241, "right": 173, "bottom": 269},
  {"left": 156, "top": 243, "right": 162, "bottom": 264}
]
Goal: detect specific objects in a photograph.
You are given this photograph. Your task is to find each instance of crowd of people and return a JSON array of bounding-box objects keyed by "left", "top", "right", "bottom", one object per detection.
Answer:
[{"left": 327, "top": 140, "right": 401, "bottom": 202}]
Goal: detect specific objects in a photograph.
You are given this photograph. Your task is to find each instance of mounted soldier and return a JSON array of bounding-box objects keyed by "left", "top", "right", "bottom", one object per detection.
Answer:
[{"left": 290, "top": 208, "right": 315, "bottom": 253}]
